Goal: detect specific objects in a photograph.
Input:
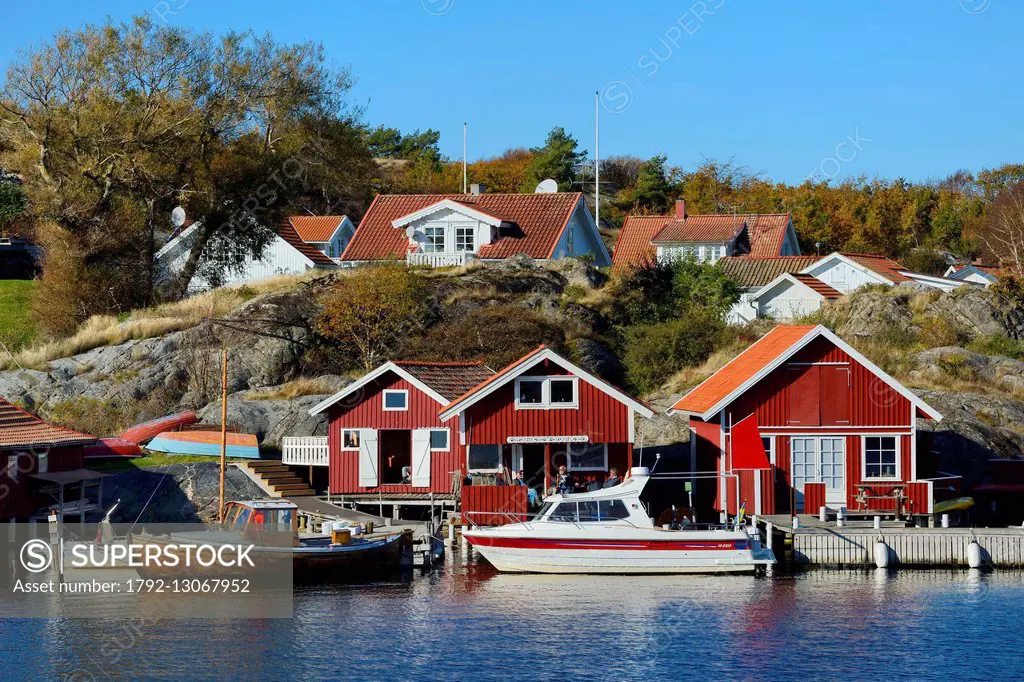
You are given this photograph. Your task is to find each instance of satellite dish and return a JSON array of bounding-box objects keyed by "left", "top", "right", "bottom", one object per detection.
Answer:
[
  {"left": 405, "top": 225, "right": 418, "bottom": 239},
  {"left": 170, "top": 206, "right": 187, "bottom": 227},
  {"left": 535, "top": 179, "right": 558, "bottom": 194}
]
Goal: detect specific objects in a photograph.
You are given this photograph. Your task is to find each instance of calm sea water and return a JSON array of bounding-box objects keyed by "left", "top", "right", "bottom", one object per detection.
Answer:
[{"left": 0, "top": 553, "right": 1018, "bottom": 681}]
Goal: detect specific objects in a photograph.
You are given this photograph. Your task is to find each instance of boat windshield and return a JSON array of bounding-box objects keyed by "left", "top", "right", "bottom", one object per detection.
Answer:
[{"left": 544, "top": 499, "right": 631, "bottom": 522}]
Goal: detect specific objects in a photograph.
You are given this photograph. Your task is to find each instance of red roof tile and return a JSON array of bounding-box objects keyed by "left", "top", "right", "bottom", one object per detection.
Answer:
[
  {"left": 790, "top": 273, "right": 842, "bottom": 299},
  {"left": 440, "top": 346, "right": 550, "bottom": 413},
  {"left": 0, "top": 398, "right": 96, "bottom": 451},
  {"left": 841, "top": 253, "right": 913, "bottom": 283},
  {"left": 611, "top": 215, "right": 664, "bottom": 271},
  {"left": 719, "top": 256, "right": 821, "bottom": 287},
  {"left": 289, "top": 216, "right": 347, "bottom": 243},
  {"left": 651, "top": 215, "right": 747, "bottom": 244},
  {"left": 670, "top": 325, "right": 818, "bottom": 416},
  {"left": 745, "top": 215, "right": 794, "bottom": 257},
  {"left": 393, "top": 361, "right": 496, "bottom": 402},
  {"left": 342, "top": 193, "right": 582, "bottom": 262},
  {"left": 276, "top": 221, "right": 336, "bottom": 266}
]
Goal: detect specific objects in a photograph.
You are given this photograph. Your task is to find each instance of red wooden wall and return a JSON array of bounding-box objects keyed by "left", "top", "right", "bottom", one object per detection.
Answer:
[
  {"left": 327, "top": 372, "right": 463, "bottom": 495},
  {"left": 461, "top": 486, "right": 528, "bottom": 526},
  {"left": 0, "top": 445, "right": 85, "bottom": 520}
]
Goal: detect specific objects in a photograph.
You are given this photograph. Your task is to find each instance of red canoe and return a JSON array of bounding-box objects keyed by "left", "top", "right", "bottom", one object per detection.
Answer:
[
  {"left": 120, "top": 411, "right": 198, "bottom": 445},
  {"left": 83, "top": 437, "right": 144, "bottom": 459}
]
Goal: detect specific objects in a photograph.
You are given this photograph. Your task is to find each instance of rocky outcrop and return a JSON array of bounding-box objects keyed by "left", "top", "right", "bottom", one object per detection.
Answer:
[
  {"left": 910, "top": 347, "right": 1024, "bottom": 395},
  {"left": 634, "top": 391, "right": 690, "bottom": 447},
  {"left": 196, "top": 391, "right": 337, "bottom": 450}
]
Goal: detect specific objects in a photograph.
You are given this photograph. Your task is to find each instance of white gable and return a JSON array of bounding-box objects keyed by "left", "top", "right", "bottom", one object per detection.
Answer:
[
  {"left": 801, "top": 253, "right": 890, "bottom": 294},
  {"left": 753, "top": 275, "right": 827, "bottom": 320}
]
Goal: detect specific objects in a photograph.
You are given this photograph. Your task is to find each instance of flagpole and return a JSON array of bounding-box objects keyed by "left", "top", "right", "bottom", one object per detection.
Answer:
[
  {"left": 463, "top": 121, "right": 468, "bottom": 194},
  {"left": 219, "top": 347, "right": 227, "bottom": 523},
  {"left": 594, "top": 90, "right": 600, "bottom": 229}
]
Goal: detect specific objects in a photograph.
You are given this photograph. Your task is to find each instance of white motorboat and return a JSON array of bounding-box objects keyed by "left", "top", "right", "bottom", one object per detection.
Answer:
[{"left": 463, "top": 467, "right": 775, "bottom": 574}]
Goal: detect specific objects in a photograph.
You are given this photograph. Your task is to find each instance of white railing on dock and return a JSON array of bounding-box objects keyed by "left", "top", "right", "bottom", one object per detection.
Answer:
[
  {"left": 282, "top": 436, "right": 329, "bottom": 467},
  {"left": 407, "top": 252, "right": 474, "bottom": 268}
]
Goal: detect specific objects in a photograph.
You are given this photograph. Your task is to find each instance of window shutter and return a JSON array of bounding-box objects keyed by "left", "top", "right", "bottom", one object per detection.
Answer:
[
  {"left": 358, "top": 429, "right": 378, "bottom": 487},
  {"left": 411, "top": 429, "right": 432, "bottom": 488}
]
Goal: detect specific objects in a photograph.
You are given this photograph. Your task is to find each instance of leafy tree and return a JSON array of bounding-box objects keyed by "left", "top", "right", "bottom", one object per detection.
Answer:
[
  {"left": 615, "top": 155, "right": 672, "bottom": 214},
  {"left": 978, "top": 182, "right": 1024, "bottom": 279},
  {"left": 521, "top": 127, "right": 585, "bottom": 192},
  {"left": 616, "top": 255, "right": 740, "bottom": 326},
  {"left": 365, "top": 125, "right": 442, "bottom": 163},
  {"left": 0, "top": 15, "right": 375, "bottom": 332},
  {"left": 315, "top": 265, "right": 428, "bottom": 370},
  {"left": 622, "top": 309, "right": 725, "bottom": 394},
  {"left": 0, "top": 180, "right": 26, "bottom": 228}
]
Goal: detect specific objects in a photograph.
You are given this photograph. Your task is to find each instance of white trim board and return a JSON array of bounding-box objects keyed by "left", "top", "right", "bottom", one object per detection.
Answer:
[
  {"left": 390, "top": 199, "right": 504, "bottom": 229},
  {"left": 668, "top": 325, "right": 942, "bottom": 423},
  {"left": 439, "top": 347, "right": 654, "bottom": 422},
  {"left": 308, "top": 362, "right": 449, "bottom": 415}
]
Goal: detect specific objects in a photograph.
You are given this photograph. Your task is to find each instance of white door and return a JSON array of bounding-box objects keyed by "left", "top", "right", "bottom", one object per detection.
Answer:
[
  {"left": 411, "top": 429, "right": 432, "bottom": 488},
  {"left": 358, "top": 428, "right": 379, "bottom": 487},
  {"left": 790, "top": 437, "right": 817, "bottom": 511},
  {"left": 818, "top": 437, "right": 846, "bottom": 506}
]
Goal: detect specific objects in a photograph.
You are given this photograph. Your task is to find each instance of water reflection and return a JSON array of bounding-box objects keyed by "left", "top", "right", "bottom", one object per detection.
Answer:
[{"left": 0, "top": 552, "right": 1018, "bottom": 681}]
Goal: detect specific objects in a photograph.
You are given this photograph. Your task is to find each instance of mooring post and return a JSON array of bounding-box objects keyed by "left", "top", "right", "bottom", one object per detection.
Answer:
[{"left": 874, "top": 515, "right": 881, "bottom": 530}]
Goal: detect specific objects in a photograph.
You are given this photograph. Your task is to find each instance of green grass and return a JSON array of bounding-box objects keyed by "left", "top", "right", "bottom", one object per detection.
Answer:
[{"left": 0, "top": 280, "right": 35, "bottom": 352}]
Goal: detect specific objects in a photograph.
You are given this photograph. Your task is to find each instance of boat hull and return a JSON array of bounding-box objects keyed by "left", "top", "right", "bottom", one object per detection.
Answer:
[{"left": 464, "top": 527, "right": 775, "bottom": 575}]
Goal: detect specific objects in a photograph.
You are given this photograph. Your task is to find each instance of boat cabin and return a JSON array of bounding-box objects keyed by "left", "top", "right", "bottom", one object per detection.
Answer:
[
  {"left": 223, "top": 500, "right": 298, "bottom": 535},
  {"left": 668, "top": 325, "right": 943, "bottom": 521}
]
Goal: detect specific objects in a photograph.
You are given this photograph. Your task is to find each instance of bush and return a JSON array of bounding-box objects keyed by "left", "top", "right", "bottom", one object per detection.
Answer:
[
  {"left": 615, "top": 255, "right": 740, "bottom": 326},
  {"left": 315, "top": 265, "right": 428, "bottom": 370},
  {"left": 404, "top": 305, "right": 565, "bottom": 368},
  {"left": 622, "top": 309, "right": 725, "bottom": 394}
]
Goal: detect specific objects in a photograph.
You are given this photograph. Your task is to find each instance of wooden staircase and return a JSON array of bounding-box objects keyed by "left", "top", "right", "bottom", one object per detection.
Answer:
[{"left": 243, "top": 459, "right": 315, "bottom": 498}]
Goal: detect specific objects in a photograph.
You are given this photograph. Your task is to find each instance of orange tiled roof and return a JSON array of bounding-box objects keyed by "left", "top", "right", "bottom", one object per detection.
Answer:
[
  {"left": 841, "top": 252, "right": 913, "bottom": 283},
  {"left": 719, "top": 256, "right": 821, "bottom": 287},
  {"left": 651, "top": 215, "right": 747, "bottom": 244},
  {"left": 746, "top": 215, "right": 794, "bottom": 257},
  {"left": 0, "top": 398, "right": 96, "bottom": 451},
  {"left": 440, "top": 345, "right": 550, "bottom": 414},
  {"left": 341, "top": 193, "right": 582, "bottom": 262},
  {"left": 276, "top": 221, "right": 336, "bottom": 266},
  {"left": 670, "top": 325, "right": 818, "bottom": 416},
  {"left": 611, "top": 215, "right": 664, "bottom": 271},
  {"left": 393, "top": 361, "right": 496, "bottom": 402},
  {"left": 288, "top": 216, "right": 347, "bottom": 243},
  {"left": 791, "top": 273, "right": 842, "bottom": 299}
]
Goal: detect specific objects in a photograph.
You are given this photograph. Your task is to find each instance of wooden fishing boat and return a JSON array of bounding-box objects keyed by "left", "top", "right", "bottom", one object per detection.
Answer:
[
  {"left": 145, "top": 430, "right": 261, "bottom": 459},
  {"left": 129, "top": 500, "right": 413, "bottom": 584},
  {"left": 120, "top": 411, "right": 198, "bottom": 445}
]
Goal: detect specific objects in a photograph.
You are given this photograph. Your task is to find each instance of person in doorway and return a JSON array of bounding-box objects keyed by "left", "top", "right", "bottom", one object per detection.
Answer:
[
  {"left": 513, "top": 470, "right": 539, "bottom": 507},
  {"left": 603, "top": 467, "right": 622, "bottom": 488},
  {"left": 555, "top": 465, "right": 577, "bottom": 496}
]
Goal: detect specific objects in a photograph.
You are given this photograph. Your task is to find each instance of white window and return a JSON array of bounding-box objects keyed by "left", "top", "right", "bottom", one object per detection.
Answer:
[
  {"left": 429, "top": 429, "right": 449, "bottom": 451},
  {"left": 468, "top": 444, "right": 502, "bottom": 473},
  {"left": 6, "top": 454, "right": 18, "bottom": 481},
  {"left": 710, "top": 245, "right": 723, "bottom": 262},
  {"left": 761, "top": 436, "right": 775, "bottom": 465},
  {"left": 515, "top": 377, "right": 579, "bottom": 409},
  {"left": 382, "top": 390, "right": 408, "bottom": 411},
  {"left": 342, "top": 429, "right": 361, "bottom": 450},
  {"left": 567, "top": 443, "right": 608, "bottom": 472},
  {"left": 423, "top": 225, "right": 445, "bottom": 253},
  {"left": 863, "top": 436, "right": 899, "bottom": 480},
  {"left": 37, "top": 452, "right": 48, "bottom": 474},
  {"left": 455, "top": 226, "right": 475, "bottom": 252}
]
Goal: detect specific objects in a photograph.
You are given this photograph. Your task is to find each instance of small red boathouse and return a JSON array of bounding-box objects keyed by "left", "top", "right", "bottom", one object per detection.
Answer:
[
  {"left": 668, "top": 325, "right": 943, "bottom": 520},
  {"left": 300, "top": 347, "right": 653, "bottom": 519}
]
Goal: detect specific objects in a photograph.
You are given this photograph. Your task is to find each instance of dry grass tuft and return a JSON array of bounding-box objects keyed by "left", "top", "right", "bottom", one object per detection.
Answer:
[
  {"left": 661, "top": 336, "right": 754, "bottom": 396},
  {"left": 243, "top": 378, "right": 335, "bottom": 400}
]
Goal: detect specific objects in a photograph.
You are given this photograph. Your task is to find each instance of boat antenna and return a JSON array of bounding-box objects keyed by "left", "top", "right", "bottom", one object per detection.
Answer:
[{"left": 650, "top": 452, "right": 662, "bottom": 474}]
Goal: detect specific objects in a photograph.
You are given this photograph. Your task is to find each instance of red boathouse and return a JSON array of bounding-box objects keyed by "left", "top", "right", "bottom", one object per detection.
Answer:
[
  {"left": 302, "top": 347, "right": 653, "bottom": 520},
  {"left": 668, "top": 325, "right": 943, "bottom": 520},
  {"left": 0, "top": 397, "right": 102, "bottom": 521}
]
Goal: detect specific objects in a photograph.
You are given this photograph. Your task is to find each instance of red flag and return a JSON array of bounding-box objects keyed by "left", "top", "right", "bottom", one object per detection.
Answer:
[{"left": 731, "top": 413, "right": 771, "bottom": 470}]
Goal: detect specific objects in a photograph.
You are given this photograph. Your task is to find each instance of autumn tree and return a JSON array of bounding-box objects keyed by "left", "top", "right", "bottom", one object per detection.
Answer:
[
  {"left": 979, "top": 182, "right": 1024, "bottom": 279},
  {"left": 0, "top": 16, "right": 375, "bottom": 334},
  {"left": 315, "top": 265, "right": 429, "bottom": 370},
  {"left": 614, "top": 154, "right": 672, "bottom": 214}
]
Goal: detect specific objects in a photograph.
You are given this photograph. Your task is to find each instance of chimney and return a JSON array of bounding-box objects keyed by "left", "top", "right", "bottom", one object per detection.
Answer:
[
  {"left": 470, "top": 183, "right": 486, "bottom": 196},
  {"left": 675, "top": 199, "right": 686, "bottom": 220}
]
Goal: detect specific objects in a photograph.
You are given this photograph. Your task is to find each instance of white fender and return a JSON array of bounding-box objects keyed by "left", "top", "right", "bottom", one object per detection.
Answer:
[
  {"left": 967, "top": 540, "right": 983, "bottom": 569},
  {"left": 874, "top": 540, "right": 890, "bottom": 569}
]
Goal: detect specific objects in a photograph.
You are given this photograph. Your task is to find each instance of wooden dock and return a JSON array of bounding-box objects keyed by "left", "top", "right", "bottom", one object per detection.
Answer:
[{"left": 758, "top": 515, "right": 1024, "bottom": 568}]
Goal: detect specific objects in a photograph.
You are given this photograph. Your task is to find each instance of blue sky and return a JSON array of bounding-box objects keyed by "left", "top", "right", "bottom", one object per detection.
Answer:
[{"left": 2, "top": 1, "right": 1021, "bottom": 183}]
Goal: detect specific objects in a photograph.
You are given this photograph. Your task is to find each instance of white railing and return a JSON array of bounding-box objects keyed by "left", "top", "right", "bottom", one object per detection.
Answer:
[
  {"left": 282, "top": 436, "right": 329, "bottom": 467},
  {"left": 406, "top": 252, "right": 475, "bottom": 268}
]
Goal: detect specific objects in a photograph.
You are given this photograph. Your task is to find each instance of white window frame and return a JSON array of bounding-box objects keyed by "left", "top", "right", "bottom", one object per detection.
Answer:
[
  {"left": 861, "top": 434, "right": 901, "bottom": 481},
  {"left": 382, "top": 389, "right": 409, "bottom": 412},
  {"left": 341, "top": 429, "right": 361, "bottom": 451},
  {"left": 567, "top": 443, "right": 608, "bottom": 472},
  {"left": 454, "top": 225, "right": 475, "bottom": 253},
  {"left": 6, "top": 454, "right": 18, "bottom": 481},
  {"left": 429, "top": 429, "right": 450, "bottom": 452},
  {"left": 37, "top": 452, "right": 48, "bottom": 474},
  {"left": 514, "top": 376, "right": 579, "bottom": 410},
  {"left": 423, "top": 225, "right": 445, "bottom": 253},
  {"left": 467, "top": 444, "right": 503, "bottom": 474},
  {"left": 761, "top": 435, "right": 775, "bottom": 465}
]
